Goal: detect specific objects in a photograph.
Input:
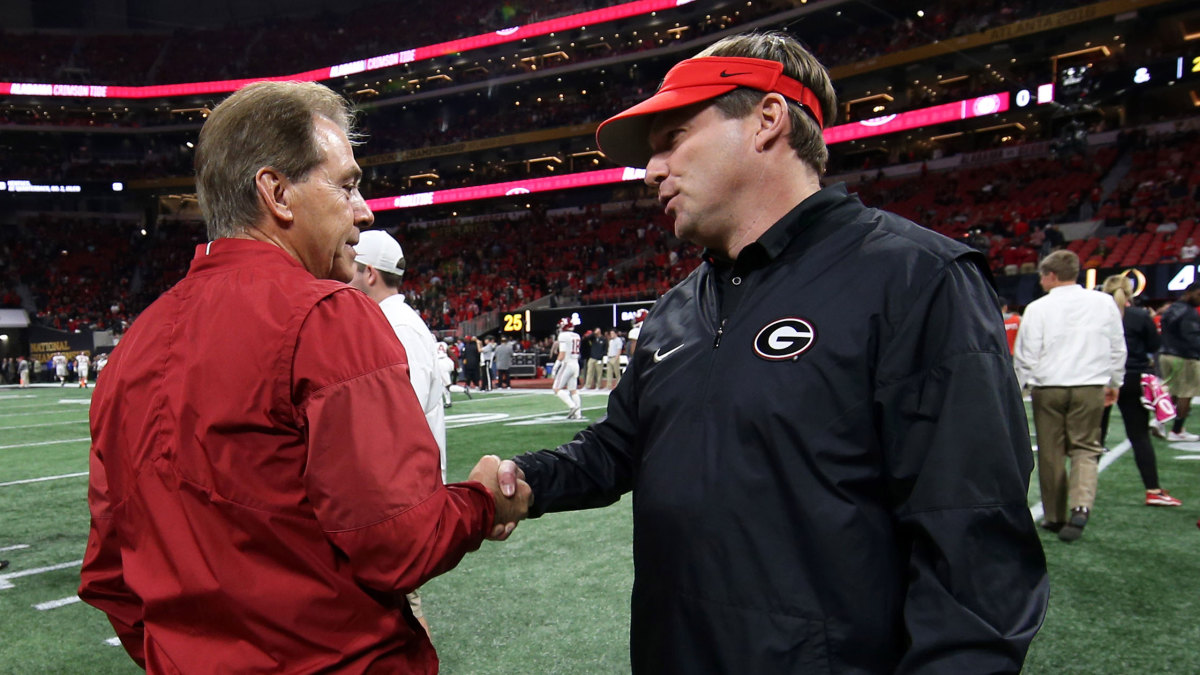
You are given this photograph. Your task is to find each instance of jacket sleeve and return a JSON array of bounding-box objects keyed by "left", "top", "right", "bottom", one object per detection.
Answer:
[
  {"left": 1010, "top": 302, "right": 1041, "bottom": 389},
  {"left": 79, "top": 443, "right": 146, "bottom": 667},
  {"left": 1105, "top": 301, "right": 1128, "bottom": 388},
  {"left": 874, "top": 257, "right": 1049, "bottom": 674},
  {"left": 1183, "top": 311, "right": 1200, "bottom": 355},
  {"left": 1142, "top": 312, "right": 1161, "bottom": 355},
  {"left": 512, "top": 346, "right": 642, "bottom": 516},
  {"left": 294, "top": 291, "right": 495, "bottom": 595},
  {"left": 393, "top": 322, "right": 447, "bottom": 460}
]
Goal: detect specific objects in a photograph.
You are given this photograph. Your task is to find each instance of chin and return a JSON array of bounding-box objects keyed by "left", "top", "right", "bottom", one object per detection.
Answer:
[{"left": 328, "top": 258, "right": 355, "bottom": 283}]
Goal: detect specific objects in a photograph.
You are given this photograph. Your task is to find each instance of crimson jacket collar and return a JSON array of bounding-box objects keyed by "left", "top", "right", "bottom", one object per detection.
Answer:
[{"left": 189, "top": 238, "right": 311, "bottom": 276}]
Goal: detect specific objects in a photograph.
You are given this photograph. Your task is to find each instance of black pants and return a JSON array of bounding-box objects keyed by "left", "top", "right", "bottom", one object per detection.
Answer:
[
  {"left": 1100, "top": 372, "right": 1160, "bottom": 490},
  {"left": 498, "top": 369, "right": 511, "bottom": 388}
]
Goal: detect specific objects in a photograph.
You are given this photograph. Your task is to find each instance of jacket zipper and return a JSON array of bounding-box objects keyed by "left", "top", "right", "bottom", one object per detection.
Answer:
[{"left": 714, "top": 318, "right": 727, "bottom": 349}]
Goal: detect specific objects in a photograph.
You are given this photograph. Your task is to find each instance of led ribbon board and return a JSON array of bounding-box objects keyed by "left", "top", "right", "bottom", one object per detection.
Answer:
[{"left": 0, "top": 1, "right": 694, "bottom": 99}]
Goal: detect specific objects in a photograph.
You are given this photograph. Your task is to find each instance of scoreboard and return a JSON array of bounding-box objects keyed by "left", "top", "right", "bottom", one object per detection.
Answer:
[{"left": 501, "top": 301, "right": 655, "bottom": 337}]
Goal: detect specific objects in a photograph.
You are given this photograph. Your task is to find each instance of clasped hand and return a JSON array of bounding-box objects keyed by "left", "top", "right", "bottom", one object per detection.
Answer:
[{"left": 468, "top": 455, "right": 532, "bottom": 541}]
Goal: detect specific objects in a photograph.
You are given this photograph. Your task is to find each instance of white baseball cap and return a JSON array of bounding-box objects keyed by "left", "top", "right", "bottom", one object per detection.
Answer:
[{"left": 353, "top": 230, "right": 406, "bottom": 276}]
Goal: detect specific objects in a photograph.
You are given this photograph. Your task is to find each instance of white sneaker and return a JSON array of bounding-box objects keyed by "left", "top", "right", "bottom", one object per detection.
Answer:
[
  {"left": 1150, "top": 419, "right": 1166, "bottom": 439},
  {"left": 1167, "top": 430, "right": 1200, "bottom": 442}
]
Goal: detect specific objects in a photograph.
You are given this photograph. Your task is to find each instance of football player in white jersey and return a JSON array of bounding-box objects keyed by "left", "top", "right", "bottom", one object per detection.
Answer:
[
  {"left": 627, "top": 308, "right": 649, "bottom": 355},
  {"left": 76, "top": 351, "right": 91, "bottom": 388},
  {"left": 435, "top": 340, "right": 455, "bottom": 409},
  {"left": 552, "top": 317, "right": 583, "bottom": 419},
  {"left": 52, "top": 352, "right": 69, "bottom": 386}
]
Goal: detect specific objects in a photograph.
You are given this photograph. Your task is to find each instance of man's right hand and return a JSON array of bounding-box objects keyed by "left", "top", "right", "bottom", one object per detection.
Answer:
[{"left": 467, "top": 455, "right": 532, "bottom": 541}]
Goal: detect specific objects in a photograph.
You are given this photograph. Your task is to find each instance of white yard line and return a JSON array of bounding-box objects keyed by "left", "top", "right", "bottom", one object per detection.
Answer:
[
  {"left": 448, "top": 391, "right": 545, "bottom": 403},
  {"left": 0, "top": 544, "right": 30, "bottom": 552},
  {"left": 0, "top": 409, "right": 90, "bottom": 419},
  {"left": 445, "top": 404, "right": 607, "bottom": 429},
  {"left": 0, "top": 400, "right": 89, "bottom": 412},
  {"left": 0, "top": 559, "right": 83, "bottom": 590},
  {"left": 0, "top": 420, "right": 89, "bottom": 431},
  {"left": 104, "top": 637, "right": 122, "bottom": 646},
  {"left": 33, "top": 595, "right": 81, "bottom": 611},
  {"left": 0, "top": 437, "right": 90, "bottom": 450},
  {"left": 0, "top": 472, "right": 88, "bottom": 487},
  {"left": 1029, "top": 440, "right": 1131, "bottom": 522}
]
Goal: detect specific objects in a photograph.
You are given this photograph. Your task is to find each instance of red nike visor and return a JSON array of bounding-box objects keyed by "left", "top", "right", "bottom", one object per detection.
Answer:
[{"left": 596, "top": 56, "right": 825, "bottom": 168}]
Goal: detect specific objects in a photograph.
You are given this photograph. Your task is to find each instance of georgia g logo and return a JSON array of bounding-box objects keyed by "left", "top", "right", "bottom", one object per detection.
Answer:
[{"left": 753, "top": 318, "right": 817, "bottom": 361}]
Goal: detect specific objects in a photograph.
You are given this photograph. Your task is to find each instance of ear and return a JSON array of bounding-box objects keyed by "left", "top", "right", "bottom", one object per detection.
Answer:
[
  {"left": 753, "top": 92, "right": 791, "bottom": 153},
  {"left": 254, "top": 167, "right": 294, "bottom": 226}
]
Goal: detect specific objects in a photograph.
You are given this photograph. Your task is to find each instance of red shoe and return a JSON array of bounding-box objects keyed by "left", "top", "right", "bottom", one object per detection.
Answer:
[{"left": 1145, "top": 490, "right": 1182, "bottom": 507}]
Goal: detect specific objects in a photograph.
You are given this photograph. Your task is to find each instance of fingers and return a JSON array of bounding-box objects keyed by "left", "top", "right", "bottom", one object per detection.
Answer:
[
  {"left": 493, "top": 477, "right": 532, "bottom": 526},
  {"left": 497, "top": 459, "right": 525, "bottom": 498},
  {"left": 486, "top": 521, "right": 518, "bottom": 542},
  {"left": 469, "top": 455, "right": 531, "bottom": 542}
]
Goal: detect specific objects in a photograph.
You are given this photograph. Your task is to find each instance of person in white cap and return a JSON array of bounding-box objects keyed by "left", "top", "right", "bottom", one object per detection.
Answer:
[
  {"left": 350, "top": 229, "right": 446, "bottom": 478},
  {"left": 350, "top": 228, "right": 447, "bottom": 639},
  {"left": 495, "top": 30, "right": 1046, "bottom": 673}
]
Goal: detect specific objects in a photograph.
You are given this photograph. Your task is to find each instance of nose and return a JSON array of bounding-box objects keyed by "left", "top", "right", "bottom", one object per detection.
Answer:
[
  {"left": 352, "top": 190, "right": 374, "bottom": 229},
  {"left": 644, "top": 153, "right": 667, "bottom": 187}
]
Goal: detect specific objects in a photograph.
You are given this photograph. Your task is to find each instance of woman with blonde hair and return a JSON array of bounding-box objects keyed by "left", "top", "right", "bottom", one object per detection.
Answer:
[{"left": 1099, "top": 274, "right": 1182, "bottom": 506}]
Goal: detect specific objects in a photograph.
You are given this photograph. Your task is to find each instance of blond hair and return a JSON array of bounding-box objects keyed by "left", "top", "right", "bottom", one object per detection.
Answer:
[
  {"left": 195, "top": 81, "right": 360, "bottom": 239},
  {"left": 1102, "top": 275, "right": 1133, "bottom": 317},
  {"left": 695, "top": 31, "right": 837, "bottom": 175}
]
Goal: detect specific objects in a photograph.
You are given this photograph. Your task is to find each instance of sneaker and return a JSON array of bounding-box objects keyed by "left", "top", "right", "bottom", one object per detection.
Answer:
[
  {"left": 1150, "top": 419, "right": 1166, "bottom": 439},
  {"left": 1039, "top": 520, "right": 1064, "bottom": 533},
  {"left": 1167, "top": 430, "right": 1200, "bottom": 442},
  {"left": 1145, "top": 490, "right": 1182, "bottom": 507},
  {"left": 1058, "top": 507, "right": 1089, "bottom": 542}
]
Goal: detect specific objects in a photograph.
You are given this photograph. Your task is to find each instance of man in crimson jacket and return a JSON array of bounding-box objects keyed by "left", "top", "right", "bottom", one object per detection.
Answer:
[{"left": 79, "top": 81, "right": 530, "bottom": 674}]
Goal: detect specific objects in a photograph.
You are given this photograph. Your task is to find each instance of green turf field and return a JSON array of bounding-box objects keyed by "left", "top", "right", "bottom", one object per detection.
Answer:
[{"left": 2, "top": 384, "right": 1199, "bottom": 673}]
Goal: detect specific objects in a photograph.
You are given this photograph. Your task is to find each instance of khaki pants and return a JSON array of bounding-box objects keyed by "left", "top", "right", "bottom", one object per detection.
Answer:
[
  {"left": 604, "top": 357, "right": 622, "bottom": 388},
  {"left": 1031, "top": 386, "right": 1104, "bottom": 523},
  {"left": 584, "top": 358, "right": 604, "bottom": 389}
]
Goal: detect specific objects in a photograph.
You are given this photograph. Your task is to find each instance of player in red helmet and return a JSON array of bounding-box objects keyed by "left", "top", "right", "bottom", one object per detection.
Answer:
[{"left": 551, "top": 316, "right": 583, "bottom": 419}]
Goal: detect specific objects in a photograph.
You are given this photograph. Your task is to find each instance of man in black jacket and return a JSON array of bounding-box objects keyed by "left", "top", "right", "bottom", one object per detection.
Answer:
[
  {"left": 1158, "top": 281, "right": 1200, "bottom": 440},
  {"left": 496, "top": 31, "right": 1047, "bottom": 673}
]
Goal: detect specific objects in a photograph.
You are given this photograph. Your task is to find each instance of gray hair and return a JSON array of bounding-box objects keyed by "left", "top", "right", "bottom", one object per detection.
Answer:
[{"left": 195, "top": 81, "right": 360, "bottom": 239}]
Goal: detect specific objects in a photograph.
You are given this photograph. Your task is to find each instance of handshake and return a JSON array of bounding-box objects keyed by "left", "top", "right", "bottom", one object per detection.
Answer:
[{"left": 468, "top": 455, "right": 532, "bottom": 541}]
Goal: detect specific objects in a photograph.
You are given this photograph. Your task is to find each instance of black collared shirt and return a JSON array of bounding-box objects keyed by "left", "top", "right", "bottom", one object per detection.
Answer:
[{"left": 708, "top": 183, "right": 851, "bottom": 320}]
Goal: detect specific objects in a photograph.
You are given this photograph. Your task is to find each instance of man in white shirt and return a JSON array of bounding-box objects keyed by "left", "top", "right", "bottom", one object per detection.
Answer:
[
  {"left": 603, "top": 329, "right": 624, "bottom": 389},
  {"left": 349, "top": 229, "right": 445, "bottom": 637},
  {"left": 552, "top": 317, "right": 583, "bottom": 419},
  {"left": 1180, "top": 238, "right": 1199, "bottom": 261},
  {"left": 1013, "top": 250, "right": 1126, "bottom": 542}
]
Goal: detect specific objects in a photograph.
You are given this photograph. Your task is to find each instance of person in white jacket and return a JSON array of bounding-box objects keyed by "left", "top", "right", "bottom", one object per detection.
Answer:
[{"left": 349, "top": 229, "right": 446, "bottom": 636}]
